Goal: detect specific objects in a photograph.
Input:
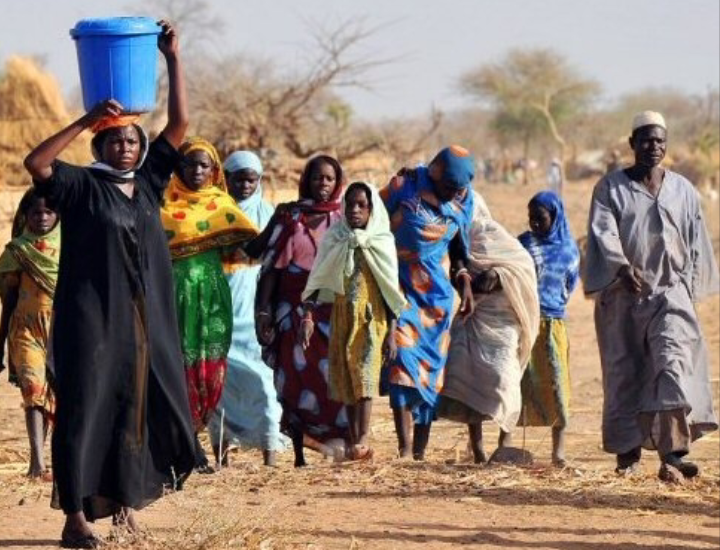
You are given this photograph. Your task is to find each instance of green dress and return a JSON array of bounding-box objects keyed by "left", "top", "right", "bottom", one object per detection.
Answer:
[{"left": 173, "top": 248, "right": 233, "bottom": 429}]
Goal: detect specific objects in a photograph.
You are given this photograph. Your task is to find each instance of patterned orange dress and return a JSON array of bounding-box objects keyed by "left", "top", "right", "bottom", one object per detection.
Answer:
[{"left": 9, "top": 272, "right": 55, "bottom": 415}]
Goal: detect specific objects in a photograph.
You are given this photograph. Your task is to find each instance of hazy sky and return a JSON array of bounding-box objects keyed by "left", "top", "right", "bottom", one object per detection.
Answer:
[{"left": 1, "top": 0, "right": 718, "bottom": 120}]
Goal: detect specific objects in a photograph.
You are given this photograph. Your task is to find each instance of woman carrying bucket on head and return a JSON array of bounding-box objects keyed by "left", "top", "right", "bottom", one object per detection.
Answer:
[{"left": 24, "top": 20, "right": 195, "bottom": 548}]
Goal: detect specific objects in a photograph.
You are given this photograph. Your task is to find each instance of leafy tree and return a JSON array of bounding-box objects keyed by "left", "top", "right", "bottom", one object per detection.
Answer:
[{"left": 459, "top": 48, "right": 599, "bottom": 191}]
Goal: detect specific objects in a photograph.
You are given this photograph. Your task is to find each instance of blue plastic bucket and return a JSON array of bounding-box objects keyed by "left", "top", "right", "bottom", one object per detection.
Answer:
[{"left": 70, "top": 17, "right": 161, "bottom": 113}]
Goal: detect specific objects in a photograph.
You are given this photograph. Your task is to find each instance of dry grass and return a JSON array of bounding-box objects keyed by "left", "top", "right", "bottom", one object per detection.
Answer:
[{"left": 0, "top": 56, "right": 91, "bottom": 188}]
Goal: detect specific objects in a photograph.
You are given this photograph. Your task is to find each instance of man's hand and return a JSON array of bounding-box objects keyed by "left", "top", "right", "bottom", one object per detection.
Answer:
[{"left": 618, "top": 264, "right": 643, "bottom": 294}]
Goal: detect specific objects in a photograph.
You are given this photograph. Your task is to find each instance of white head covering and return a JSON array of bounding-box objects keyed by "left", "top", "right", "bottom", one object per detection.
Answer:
[
  {"left": 224, "top": 151, "right": 264, "bottom": 175},
  {"left": 302, "top": 182, "right": 407, "bottom": 316},
  {"left": 631, "top": 111, "right": 667, "bottom": 132},
  {"left": 222, "top": 150, "right": 273, "bottom": 230}
]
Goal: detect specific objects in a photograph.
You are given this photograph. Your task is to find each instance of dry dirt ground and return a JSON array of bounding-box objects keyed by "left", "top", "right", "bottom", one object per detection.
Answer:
[{"left": 0, "top": 178, "right": 718, "bottom": 549}]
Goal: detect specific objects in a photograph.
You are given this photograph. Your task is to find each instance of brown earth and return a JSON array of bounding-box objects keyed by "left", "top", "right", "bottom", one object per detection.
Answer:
[{"left": 0, "top": 178, "right": 718, "bottom": 549}]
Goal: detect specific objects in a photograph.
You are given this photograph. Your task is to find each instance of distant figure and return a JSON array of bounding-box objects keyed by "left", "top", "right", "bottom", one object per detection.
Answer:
[
  {"left": 546, "top": 158, "right": 563, "bottom": 194},
  {"left": 584, "top": 111, "right": 719, "bottom": 483},
  {"left": 0, "top": 190, "right": 59, "bottom": 480},
  {"left": 605, "top": 149, "right": 622, "bottom": 173},
  {"left": 519, "top": 191, "right": 580, "bottom": 467}
]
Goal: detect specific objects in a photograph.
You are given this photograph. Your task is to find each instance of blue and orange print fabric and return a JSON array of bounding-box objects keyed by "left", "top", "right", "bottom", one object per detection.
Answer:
[{"left": 380, "top": 167, "right": 473, "bottom": 411}]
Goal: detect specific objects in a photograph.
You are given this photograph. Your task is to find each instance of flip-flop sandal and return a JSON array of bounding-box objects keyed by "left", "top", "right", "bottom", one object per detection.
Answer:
[{"left": 60, "top": 533, "right": 103, "bottom": 549}]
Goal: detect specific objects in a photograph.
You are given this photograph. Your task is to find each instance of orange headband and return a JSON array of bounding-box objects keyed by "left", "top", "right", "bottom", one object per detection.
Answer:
[{"left": 90, "top": 114, "right": 141, "bottom": 134}]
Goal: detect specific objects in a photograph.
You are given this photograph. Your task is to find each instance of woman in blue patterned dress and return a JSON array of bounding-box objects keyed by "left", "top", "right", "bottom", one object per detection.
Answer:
[{"left": 380, "top": 145, "right": 476, "bottom": 460}]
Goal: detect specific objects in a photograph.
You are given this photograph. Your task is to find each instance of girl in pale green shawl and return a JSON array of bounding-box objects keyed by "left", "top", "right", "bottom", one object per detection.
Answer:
[
  {"left": 301, "top": 182, "right": 406, "bottom": 460},
  {"left": 0, "top": 189, "right": 59, "bottom": 479}
]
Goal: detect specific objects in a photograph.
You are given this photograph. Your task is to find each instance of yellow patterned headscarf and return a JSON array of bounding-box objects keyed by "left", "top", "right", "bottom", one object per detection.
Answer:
[{"left": 161, "top": 137, "right": 259, "bottom": 260}]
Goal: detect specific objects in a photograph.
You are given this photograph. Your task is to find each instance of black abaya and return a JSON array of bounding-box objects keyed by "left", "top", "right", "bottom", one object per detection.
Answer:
[{"left": 36, "top": 136, "right": 195, "bottom": 520}]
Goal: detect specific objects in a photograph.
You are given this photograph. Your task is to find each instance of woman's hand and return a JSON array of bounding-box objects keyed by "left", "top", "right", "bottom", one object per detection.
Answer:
[
  {"left": 472, "top": 268, "right": 500, "bottom": 294},
  {"left": 396, "top": 167, "right": 418, "bottom": 181},
  {"left": 255, "top": 312, "right": 274, "bottom": 347},
  {"left": 458, "top": 274, "right": 475, "bottom": 320},
  {"left": 157, "top": 20, "right": 179, "bottom": 57},
  {"left": 382, "top": 327, "right": 397, "bottom": 363},
  {"left": 298, "top": 317, "right": 314, "bottom": 350},
  {"left": 82, "top": 99, "right": 125, "bottom": 129}
]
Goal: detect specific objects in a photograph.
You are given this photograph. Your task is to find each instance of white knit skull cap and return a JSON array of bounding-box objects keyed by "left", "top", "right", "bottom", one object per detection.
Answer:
[{"left": 632, "top": 111, "right": 666, "bottom": 132}]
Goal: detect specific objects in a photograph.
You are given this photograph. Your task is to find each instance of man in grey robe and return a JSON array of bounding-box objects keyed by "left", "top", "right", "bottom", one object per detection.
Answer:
[{"left": 584, "top": 110, "right": 719, "bottom": 482}]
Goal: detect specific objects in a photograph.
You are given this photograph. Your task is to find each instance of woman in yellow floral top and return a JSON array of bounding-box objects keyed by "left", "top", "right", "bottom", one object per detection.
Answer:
[{"left": 161, "top": 137, "right": 258, "bottom": 473}]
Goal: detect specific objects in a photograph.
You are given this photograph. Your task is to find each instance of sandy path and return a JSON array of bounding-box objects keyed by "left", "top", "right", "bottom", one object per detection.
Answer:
[{"left": 0, "top": 178, "right": 718, "bottom": 549}]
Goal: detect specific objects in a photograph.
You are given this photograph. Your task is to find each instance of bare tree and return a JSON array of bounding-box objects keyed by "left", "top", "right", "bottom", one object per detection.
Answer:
[
  {"left": 376, "top": 108, "right": 443, "bottom": 167},
  {"left": 125, "top": 0, "right": 225, "bottom": 54},
  {"left": 184, "top": 17, "right": 396, "bottom": 167}
]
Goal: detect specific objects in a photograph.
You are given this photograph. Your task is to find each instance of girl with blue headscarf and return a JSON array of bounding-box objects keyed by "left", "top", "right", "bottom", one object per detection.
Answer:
[
  {"left": 518, "top": 190, "right": 579, "bottom": 467},
  {"left": 381, "top": 145, "right": 476, "bottom": 460},
  {"left": 207, "top": 151, "right": 287, "bottom": 467}
]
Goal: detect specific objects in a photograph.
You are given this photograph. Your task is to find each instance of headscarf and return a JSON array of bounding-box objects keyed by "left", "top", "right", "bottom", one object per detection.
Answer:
[
  {"left": 519, "top": 190, "right": 580, "bottom": 317},
  {"left": 528, "top": 191, "right": 574, "bottom": 246},
  {"left": 224, "top": 150, "right": 263, "bottom": 176},
  {"left": 0, "top": 196, "right": 60, "bottom": 298},
  {"left": 259, "top": 155, "right": 344, "bottom": 274},
  {"left": 88, "top": 115, "right": 149, "bottom": 180},
  {"left": 302, "top": 183, "right": 407, "bottom": 316},
  {"left": 295, "top": 154, "right": 344, "bottom": 214},
  {"left": 161, "top": 137, "right": 258, "bottom": 260},
  {"left": 223, "top": 151, "right": 273, "bottom": 229},
  {"left": 222, "top": 150, "right": 274, "bottom": 273},
  {"left": 432, "top": 145, "right": 475, "bottom": 189}
]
